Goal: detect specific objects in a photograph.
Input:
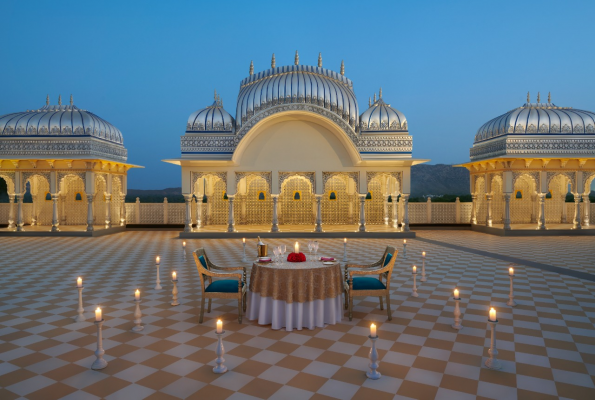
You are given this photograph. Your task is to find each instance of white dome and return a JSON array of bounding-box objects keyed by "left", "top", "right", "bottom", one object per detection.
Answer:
[
  {"left": 187, "top": 95, "right": 235, "bottom": 133},
  {"left": 359, "top": 96, "right": 407, "bottom": 132}
]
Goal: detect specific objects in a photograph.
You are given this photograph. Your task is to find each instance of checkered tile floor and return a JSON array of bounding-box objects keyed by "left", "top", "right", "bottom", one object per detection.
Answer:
[{"left": 0, "top": 231, "right": 594, "bottom": 399}]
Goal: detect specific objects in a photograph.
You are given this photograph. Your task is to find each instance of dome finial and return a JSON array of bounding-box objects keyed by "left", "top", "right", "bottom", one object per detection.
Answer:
[
  {"left": 295, "top": 50, "right": 299, "bottom": 65},
  {"left": 374, "top": 93, "right": 377, "bottom": 103},
  {"left": 548, "top": 92, "right": 551, "bottom": 103},
  {"left": 249, "top": 60, "right": 254, "bottom": 76},
  {"left": 46, "top": 94, "right": 49, "bottom": 105},
  {"left": 340, "top": 60, "right": 345, "bottom": 75},
  {"left": 58, "top": 95, "right": 62, "bottom": 106},
  {"left": 537, "top": 92, "right": 540, "bottom": 103},
  {"left": 369, "top": 97, "right": 372, "bottom": 107},
  {"left": 318, "top": 52, "right": 322, "bottom": 67},
  {"left": 379, "top": 87, "right": 383, "bottom": 98},
  {"left": 527, "top": 91, "right": 530, "bottom": 103},
  {"left": 70, "top": 94, "right": 73, "bottom": 106},
  {"left": 214, "top": 89, "right": 218, "bottom": 100},
  {"left": 271, "top": 53, "right": 276, "bottom": 68}
]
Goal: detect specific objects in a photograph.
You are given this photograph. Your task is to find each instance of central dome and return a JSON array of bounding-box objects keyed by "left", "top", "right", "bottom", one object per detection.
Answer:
[{"left": 236, "top": 64, "right": 359, "bottom": 130}]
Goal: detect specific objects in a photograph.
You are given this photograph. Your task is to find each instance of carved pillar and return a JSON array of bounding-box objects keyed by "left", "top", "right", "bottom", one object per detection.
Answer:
[
  {"left": 358, "top": 194, "right": 366, "bottom": 232},
  {"left": 582, "top": 194, "right": 590, "bottom": 227},
  {"left": 8, "top": 194, "right": 15, "bottom": 229},
  {"left": 31, "top": 194, "right": 37, "bottom": 226},
  {"left": 573, "top": 193, "right": 581, "bottom": 230},
  {"left": 530, "top": 194, "right": 537, "bottom": 223},
  {"left": 227, "top": 195, "right": 235, "bottom": 233},
  {"left": 537, "top": 193, "right": 546, "bottom": 230},
  {"left": 402, "top": 194, "right": 410, "bottom": 231},
  {"left": 184, "top": 194, "right": 192, "bottom": 233},
  {"left": 392, "top": 194, "right": 398, "bottom": 228},
  {"left": 51, "top": 194, "right": 60, "bottom": 232},
  {"left": 120, "top": 197, "right": 126, "bottom": 226},
  {"left": 196, "top": 199, "right": 203, "bottom": 229},
  {"left": 503, "top": 193, "right": 511, "bottom": 230},
  {"left": 485, "top": 194, "right": 493, "bottom": 227},
  {"left": 105, "top": 194, "right": 112, "bottom": 229},
  {"left": 271, "top": 194, "right": 279, "bottom": 232},
  {"left": 86, "top": 194, "right": 94, "bottom": 232},
  {"left": 560, "top": 195, "right": 567, "bottom": 223},
  {"left": 471, "top": 194, "right": 477, "bottom": 224},
  {"left": 16, "top": 194, "right": 24, "bottom": 232},
  {"left": 383, "top": 195, "right": 389, "bottom": 225},
  {"left": 315, "top": 194, "right": 323, "bottom": 232}
]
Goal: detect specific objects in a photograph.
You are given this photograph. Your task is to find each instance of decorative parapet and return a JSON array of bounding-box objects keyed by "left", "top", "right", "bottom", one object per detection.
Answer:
[
  {"left": 470, "top": 136, "right": 595, "bottom": 161},
  {"left": 0, "top": 138, "right": 127, "bottom": 162}
]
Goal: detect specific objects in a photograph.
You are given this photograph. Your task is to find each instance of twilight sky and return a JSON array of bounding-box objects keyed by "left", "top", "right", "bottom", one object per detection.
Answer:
[{"left": 2, "top": 0, "right": 594, "bottom": 189}]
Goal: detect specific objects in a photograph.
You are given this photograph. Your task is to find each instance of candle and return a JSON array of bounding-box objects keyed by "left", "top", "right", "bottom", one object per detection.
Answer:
[
  {"left": 216, "top": 319, "right": 222, "bottom": 333},
  {"left": 422, "top": 251, "right": 426, "bottom": 258},
  {"left": 135, "top": 289, "right": 140, "bottom": 300},
  {"left": 404, "top": 239, "right": 407, "bottom": 244},
  {"left": 489, "top": 307, "right": 496, "bottom": 322},
  {"left": 509, "top": 267, "right": 514, "bottom": 276},
  {"left": 172, "top": 271, "right": 177, "bottom": 280},
  {"left": 454, "top": 288, "right": 459, "bottom": 299},
  {"left": 95, "top": 307, "right": 102, "bottom": 321},
  {"left": 344, "top": 238, "right": 347, "bottom": 243},
  {"left": 77, "top": 277, "right": 82, "bottom": 288},
  {"left": 412, "top": 265, "right": 417, "bottom": 274},
  {"left": 156, "top": 256, "right": 160, "bottom": 265},
  {"left": 294, "top": 242, "right": 299, "bottom": 254},
  {"left": 370, "top": 323, "right": 377, "bottom": 337},
  {"left": 183, "top": 241, "right": 186, "bottom": 248},
  {"left": 243, "top": 238, "right": 245, "bottom": 243}
]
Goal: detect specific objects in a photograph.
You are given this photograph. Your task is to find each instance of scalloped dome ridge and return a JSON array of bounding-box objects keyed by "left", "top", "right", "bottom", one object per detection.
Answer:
[
  {"left": 359, "top": 97, "right": 407, "bottom": 132},
  {"left": 187, "top": 96, "right": 235, "bottom": 133}
]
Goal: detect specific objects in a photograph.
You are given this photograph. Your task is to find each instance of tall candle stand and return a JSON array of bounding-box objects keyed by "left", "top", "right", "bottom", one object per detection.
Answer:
[
  {"left": 411, "top": 269, "right": 418, "bottom": 297},
  {"left": 74, "top": 286, "right": 85, "bottom": 322},
  {"left": 366, "top": 335, "right": 381, "bottom": 379},
  {"left": 452, "top": 295, "right": 463, "bottom": 330},
  {"left": 343, "top": 240, "right": 347, "bottom": 262},
  {"left": 155, "top": 261, "right": 162, "bottom": 290},
  {"left": 485, "top": 318, "right": 501, "bottom": 370},
  {"left": 213, "top": 330, "right": 228, "bottom": 373},
  {"left": 132, "top": 299, "right": 143, "bottom": 332},
  {"left": 242, "top": 241, "right": 247, "bottom": 262},
  {"left": 403, "top": 242, "right": 407, "bottom": 258},
  {"left": 171, "top": 278, "right": 180, "bottom": 306},
  {"left": 507, "top": 271, "right": 517, "bottom": 307},
  {"left": 421, "top": 253, "right": 427, "bottom": 282},
  {"left": 91, "top": 319, "right": 108, "bottom": 370}
]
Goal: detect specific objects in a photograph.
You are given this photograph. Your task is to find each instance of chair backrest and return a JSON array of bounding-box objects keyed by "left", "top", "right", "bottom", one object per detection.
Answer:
[
  {"left": 381, "top": 246, "right": 391, "bottom": 265},
  {"left": 193, "top": 248, "right": 211, "bottom": 290},
  {"left": 384, "top": 246, "right": 397, "bottom": 282}
]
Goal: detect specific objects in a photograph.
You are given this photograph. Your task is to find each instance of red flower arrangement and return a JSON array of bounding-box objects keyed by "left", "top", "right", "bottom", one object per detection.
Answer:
[{"left": 287, "top": 252, "right": 306, "bottom": 262}]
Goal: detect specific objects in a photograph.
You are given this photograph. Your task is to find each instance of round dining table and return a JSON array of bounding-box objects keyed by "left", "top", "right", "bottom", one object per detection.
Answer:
[{"left": 246, "top": 259, "right": 344, "bottom": 331}]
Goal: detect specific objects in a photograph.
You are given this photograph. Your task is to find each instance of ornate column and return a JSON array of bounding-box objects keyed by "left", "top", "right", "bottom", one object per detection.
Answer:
[
  {"left": 315, "top": 194, "right": 323, "bottom": 232},
  {"left": 537, "top": 193, "right": 546, "bottom": 230},
  {"left": 51, "top": 194, "right": 60, "bottom": 232},
  {"left": 560, "top": 195, "right": 567, "bottom": 223},
  {"left": 582, "top": 194, "right": 590, "bottom": 227},
  {"left": 16, "top": 194, "right": 24, "bottom": 232},
  {"left": 358, "top": 194, "right": 366, "bottom": 232},
  {"left": 573, "top": 193, "right": 582, "bottom": 230},
  {"left": 31, "top": 194, "right": 37, "bottom": 226},
  {"left": 530, "top": 194, "right": 537, "bottom": 223},
  {"left": 196, "top": 198, "right": 203, "bottom": 229},
  {"left": 471, "top": 194, "right": 477, "bottom": 224},
  {"left": 485, "top": 194, "right": 493, "bottom": 227},
  {"left": 271, "top": 194, "right": 279, "bottom": 232},
  {"left": 383, "top": 195, "right": 389, "bottom": 225},
  {"left": 503, "top": 193, "right": 511, "bottom": 230},
  {"left": 120, "top": 197, "right": 126, "bottom": 226},
  {"left": 227, "top": 195, "right": 235, "bottom": 233},
  {"left": 8, "top": 194, "right": 15, "bottom": 229},
  {"left": 105, "top": 194, "right": 112, "bottom": 229},
  {"left": 402, "top": 194, "right": 410, "bottom": 231},
  {"left": 183, "top": 194, "right": 193, "bottom": 233},
  {"left": 392, "top": 194, "right": 398, "bottom": 228},
  {"left": 86, "top": 194, "right": 94, "bottom": 232}
]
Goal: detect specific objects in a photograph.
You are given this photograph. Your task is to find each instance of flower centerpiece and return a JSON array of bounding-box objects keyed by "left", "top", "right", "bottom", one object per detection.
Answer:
[{"left": 287, "top": 241, "right": 306, "bottom": 262}]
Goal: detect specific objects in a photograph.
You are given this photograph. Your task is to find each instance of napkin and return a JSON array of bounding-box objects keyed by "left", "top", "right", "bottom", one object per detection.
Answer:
[{"left": 321, "top": 257, "right": 335, "bottom": 261}]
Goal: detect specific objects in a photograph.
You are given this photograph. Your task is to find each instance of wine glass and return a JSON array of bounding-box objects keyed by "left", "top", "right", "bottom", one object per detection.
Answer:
[
  {"left": 313, "top": 241, "right": 319, "bottom": 260},
  {"left": 281, "top": 244, "right": 286, "bottom": 263},
  {"left": 273, "top": 246, "right": 279, "bottom": 264},
  {"left": 307, "top": 241, "right": 313, "bottom": 261}
]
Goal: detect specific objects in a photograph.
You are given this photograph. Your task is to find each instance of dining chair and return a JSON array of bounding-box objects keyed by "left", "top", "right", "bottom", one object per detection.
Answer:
[
  {"left": 193, "top": 248, "right": 247, "bottom": 323},
  {"left": 345, "top": 246, "right": 397, "bottom": 321}
]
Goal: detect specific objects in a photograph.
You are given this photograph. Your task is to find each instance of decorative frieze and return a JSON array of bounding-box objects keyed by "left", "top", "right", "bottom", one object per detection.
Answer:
[
  {"left": 471, "top": 137, "right": 595, "bottom": 161},
  {"left": 0, "top": 139, "right": 127, "bottom": 163}
]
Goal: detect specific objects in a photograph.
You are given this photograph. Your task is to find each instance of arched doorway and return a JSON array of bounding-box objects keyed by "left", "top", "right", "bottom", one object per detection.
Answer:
[
  {"left": 59, "top": 175, "right": 87, "bottom": 225},
  {"left": 279, "top": 176, "right": 314, "bottom": 225},
  {"left": 235, "top": 174, "right": 272, "bottom": 225},
  {"left": 193, "top": 174, "right": 228, "bottom": 226},
  {"left": 366, "top": 174, "right": 400, "bottom": 225},
  {"left": 322, "top": 174, "right": 359, "bottom": 225},
  {"left": 511, "top": 174, "right": 537, "bottom": 224},
  {"left": 546, "top": 174, "right": 572, "bottom": 223},
  {"left": 491, "top": 175, "right": 504, "bottom": 225},
  {"left": 25, "top": 174, "right": 51, "bottom": 226}
]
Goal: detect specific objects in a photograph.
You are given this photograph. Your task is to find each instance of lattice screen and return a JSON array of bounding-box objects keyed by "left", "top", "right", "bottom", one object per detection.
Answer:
[
  {"left": 170, "top": 204, "right": 185, "bottom": 224},
  {"left": 236, "top": 175, "right": 272, "bottom": 225},
  {"left": 94, "top": 177, "right": 107, "bottom": 226},
  {"left": 544, "top": 175, "right": 568, "bottom": 223},
  {"left": 322, "top": 175, "right": 358, "bottom": 225},
  {"left": 511, "top": 175, "right": 536, "bottom": 224},
  {"left": 432, "top": 203, "right": 456, "bottom": 223},
  {"left": 408, "top": 203, "right": 426, "bottom": 223},
  {"left": 0, "top": 204, "right": 9, "bottom": 223},
  {"left": 279, "top": 176, "right": 314, "bottom": 225},
  {"left": 111, "top": 177, "right": 124, "bottom": 225},
  {"left": 61, "top": 176, "right": 87, "bottom": 225},
  {"left": 460, "top": 203, "right": 472, "bottom": 223},
  {"left": 29, "top": 175, "right": 51, "bottom": 226},
  {"left": 475, "top": 176, "right": 486, "bottom": 223},
  {"left": 365, "top": 178, "right": 385, "bottom": 224},
  {"left": 490, "top": 176, "right": 504, "bottom": 224}
]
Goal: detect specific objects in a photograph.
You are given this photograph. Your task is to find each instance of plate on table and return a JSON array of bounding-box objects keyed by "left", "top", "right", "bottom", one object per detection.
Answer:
[
  {"left": 319, "top": 257, "right": 336, "bottom": 262},
  {"left": 258, "top": 257, "right": 272, "bottom": 263},
  {"left": 323, "top": 261, "right": 335, "bottom": 265}
]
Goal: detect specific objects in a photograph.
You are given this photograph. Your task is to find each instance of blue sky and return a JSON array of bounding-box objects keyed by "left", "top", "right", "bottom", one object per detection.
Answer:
[{"left": 2, "top": 0, "right": 594, "bottom": 189}]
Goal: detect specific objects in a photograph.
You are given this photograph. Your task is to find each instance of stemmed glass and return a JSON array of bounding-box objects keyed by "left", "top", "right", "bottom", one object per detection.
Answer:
[
  {"left": 313, "top": 241, "right": 319, "bottom": 260},
  {"left": 307, "top": 241, "right": 313, "bottom": 261},
  {"left": 273, "top": 246, "right": 280, "bottom": 264},
  {"left": 281, "top": 245, "right": 286, "bottom": 264}
]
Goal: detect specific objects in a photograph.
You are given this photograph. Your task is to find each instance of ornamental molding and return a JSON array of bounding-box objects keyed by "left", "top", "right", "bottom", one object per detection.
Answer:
[
  {"left": 322, "top": 171, "right": 359, "bottom": 189},
  {"left": 190, "top": 171, "right": 227, "bottom": 192},
  {"left": 278, "top": 171, "right": 315, "bottom": 191},
  {"left": 234, "top": 171, "right": 272, "bottom": 189},
  {"left": 512, "top": 171, "right": 540, "bottom": 189},
  {"left": 57, "top": 172, "right": 86, "bottom": 192},
  {"left": 0, "top": 138, "right": 127, "bottom": 163},
  {"left": 470, "top": 137, "right": 595, "bottom": 161},
  {"left": 365, "top": 171, "right": 402, "bottom": 190},
  {"left": 0, "top": 171, "right": 15, "bottom": 193},
  {"left": 547, "top": 171, "right": 576, "bottom": 192},
  {"left": 582, "top": 171, "right": 595, "bottom": 193}
]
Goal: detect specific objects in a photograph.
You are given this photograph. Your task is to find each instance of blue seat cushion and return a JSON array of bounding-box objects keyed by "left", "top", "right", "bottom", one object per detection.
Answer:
[
  {"left": 206, "top": 279, "right": 243, "bottom": 293},
  {"left": 352, "top": 277, "right": 386, "bottom": 291},
  {"left": 383, "top": 253, "right": 393, "bottom": 267},
  {"left": 198, "top": 255, "right": 208, "bottom": 269}
]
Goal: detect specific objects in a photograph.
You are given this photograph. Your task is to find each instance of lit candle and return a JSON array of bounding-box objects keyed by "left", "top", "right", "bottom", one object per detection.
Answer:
[
  {"left": 294, "top": 242, "right": 299, "bottom": 254},
  {"left": 77, "top": 277, "right": 82, "bottom": 288},
  {"left": 216, "top": 319, "right": 222, "bottom": 333},
  {"left": 172, "top": 271, "right": 177, "bottom": 280},
  {"left": 156, "top": 256, "right": 160, "bottom": 265},
  {"left": 344, "top": 238, "right": 347, "bottom": 243},
  {"left": 95, "top": 307, "right": 102, "bottom": 321},
  {"left": 422, "top": 251, "right": 426, "bottom": 258},
  {"left": 509, "top": 267, "right": 514, "bottom": 276},
  {"left": 370, "top": 323, "right": 377, "bottom": 337},
  {"left": 243, "top": 238, "right": 245, "bottom": 243},
  {"left": 183, "top": 241, "right": 186, "bottom": 248},
  {"left": 489, "top": 307, "right": 496, "bottom": 322},
  {"left": 135, "top": 289, "right": 140, "bottom": 300},
  {"left": 404, "top": 239, "right": 407, "bottom": 244},
  {"left": 454, "top": 288, "right": 459, "bottom": 299},
  {"left": 412, "top": 265, "right": 417, "bottom": 274}
]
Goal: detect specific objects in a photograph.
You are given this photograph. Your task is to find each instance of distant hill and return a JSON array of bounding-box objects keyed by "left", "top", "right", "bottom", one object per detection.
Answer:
[
  {"left": 128, "top": 187, "right": 182, "bottom": 197},
  {"left": 411, "top": 164, "right": 469, "bottom": 197}
]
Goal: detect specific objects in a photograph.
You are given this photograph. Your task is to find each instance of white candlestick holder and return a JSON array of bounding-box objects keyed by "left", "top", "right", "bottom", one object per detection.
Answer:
[
  {"left": 485, "top": 319, "right": 501, "bottom": 370},
  {"left": 132, "top": 299, "right": 143, "bottom": 332},
  {"left": 343, "top": 242, "right": 347, "bottom": 262},
  {"left": 507, "top": 273, "right": 517, "bottom": 307},
  {"left": 155, "top": 263, "right": 162, "bottom": 290},
  {"left": 452, "top": 296, "right": 463, "bottom": 330},
  {"left": 91, "top": 319, "right": 108, "bottom": 370},
  {"left": 242, "top": 242, "right": 247, "bottom": 262},
  {"left": 213, "top": 331, "right": 228, "bottom": 373},
  {"left": 171, "top": 279, "right": 180, "bottom": 306},
  {"left": 421, "top": 256, "right": 427, "bottom": 282},
  {"left": 74, "top": 286, "right": 85, "bottom": 322},
  {"left": 411, "top": 271, "right": 418, "bottom": 297},
  {"left": 366, "top": 335, "right": 381, "bottom": 379}
]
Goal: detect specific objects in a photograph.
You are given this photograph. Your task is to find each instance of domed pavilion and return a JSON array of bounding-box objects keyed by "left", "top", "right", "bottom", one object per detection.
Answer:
[
  {"left": 164, "top": 52, "right": 428, "bottom": 235},
  {"left": 460, "top": 92, "right": 595, "bottom": 234},
  {"left": 0, "top": 95, "right": 140, "bottom": 235}
]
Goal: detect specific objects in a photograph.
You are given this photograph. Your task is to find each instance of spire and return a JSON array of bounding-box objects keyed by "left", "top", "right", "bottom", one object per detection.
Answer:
[
  {"left": 249, "top": 60, "right": 254, "bottom": 75},
  {"left": 340, "top": 60, "right": 345, "bottom": 75},
  {"left": 318, "top": 52, "right": 322, "bottom": 67},
  {"left": 46, "top": 94, "right": 49, "bottom": 105},
  {"left": 374, "top": 93, "right": 377, "bottom": 103},
  {"left": 379, "top": 87, "right": 383, "bottom": 98},
  {"left": 527, "top": 91, "right": 530, "bottom": 103},
  {"left": 537, "top": 92, "right": 540, "bottom": 103},
  {"left": 294, "top": 50, "right": 299, "bottom": 65},
  {"left": 214, "top": 89, "right": 218, "bottom": 101},
  {"left": 548, "top": 92, "right": 551, "bottom": 103},
  {"left": 70, "top": 94, "right": 73, "bottom": 106},
  {"left": 369, "top": 97, "right": 372, "bottom": 107},
  {"left": 271, "top": 53, "right": 276, "bottom": 68},
  {"left": 58, "top": 95, "right": 62, "bottom": 106}
]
